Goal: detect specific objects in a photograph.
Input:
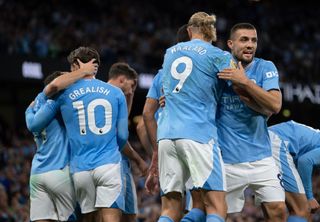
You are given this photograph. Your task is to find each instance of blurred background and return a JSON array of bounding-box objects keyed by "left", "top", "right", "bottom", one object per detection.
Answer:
[{"left": 0, "top": 0, "right": 319, "bottom": 221}]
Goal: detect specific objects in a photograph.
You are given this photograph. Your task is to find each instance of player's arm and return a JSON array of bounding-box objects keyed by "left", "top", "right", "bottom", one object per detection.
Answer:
[
  {"left": 125, "top": 79, "right": 137, "bottom": 115},
  {"left": 45, "top": 59, "right": 98, "bottom": 97},
  {"left": 136, "top": 117, "right": 152, "bottom": 156},
  {"left": 142, "top": 98, "right": 159, "bottom": 157},
  {"left": 117, "top": 94, "right": 129, "bottom": 151},
  {"left": 233, "top": 85, "right": 273, "bottom": 117},
  {"left": 122, "top": 142, "right": 148, "bottom": 176},
  {"left": 143, "top": 97, "right": 160, "bottom": 188},
  {"left": 296, "top": 149, "right": 320, "bottom": 201},
  {"left": 125, "top": 93, "right": 134, "bottom": 115},
  {"left": 218, "top": 61, "right": 282, "bottom": 114},
  {"left": 143, "top": 97, "right": 161, "bottom": 194},
  {"left": 25, "top": 97, "right": 58, "bottom": 133}
]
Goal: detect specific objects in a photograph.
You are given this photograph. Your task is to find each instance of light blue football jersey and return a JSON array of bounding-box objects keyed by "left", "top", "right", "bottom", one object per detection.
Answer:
[
  {"left": 25, "top": 92, "right": 69, "bottom": 175},
  {"left": 269, "top": 121, "right": 320, "bottom": 159},
  {"left": 157, "top": 39, "right": 233, "bottom": 143},
  {"left": 147, "top": 70, "right": 163, "bottom": 100},
  {"left": 217, "top": 58, "right": 280, "bottom": 164},
  {"left": 54, "top": 78, "right": 129, "bottom": 173},
  {"left": 269, "top": 120, "right": 320, "bottom": 199},
  {"left": 146, "top": 69, "right": 164, "bottom": 121}
]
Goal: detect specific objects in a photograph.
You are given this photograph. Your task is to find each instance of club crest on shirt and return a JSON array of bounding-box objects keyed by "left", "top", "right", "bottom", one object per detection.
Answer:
[{"left": 230, "top": 60, "right": 237, "bottom": 69}]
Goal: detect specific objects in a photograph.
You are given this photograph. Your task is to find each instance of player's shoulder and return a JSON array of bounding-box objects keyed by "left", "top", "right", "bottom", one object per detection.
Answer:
[
  {"left": 35, "top": 91, "right": 44, "bottom": 100},
  {"left": 207, "top": 46, "right": 232, "bottom": 60},
  {"left": 290, "top": 120, "right": 319, "bottom": 133},
  {"left": 35, "top": 91, "right": 48, "bottom": 104},
  {"left": 154, "top": 69, "right": 163, "bottom": 80},
  {"left": 254, "top": 57, "right": 277, "bottom": 69}
]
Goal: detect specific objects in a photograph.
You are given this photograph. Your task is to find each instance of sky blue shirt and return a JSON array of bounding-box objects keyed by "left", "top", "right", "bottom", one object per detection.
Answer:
[
  {"left": 158, "top": 39, "right": 233, "bottom": 143},
  {"left": 146, "top": 69, "right": 163, "bottom": 121},
  {"left": 269, "top": 120, "right": 320, "bottom": 199},
  {"left": 25, "top": 92, "right": 69, "bottom": 175},
  {"left": 52, "top": 78, "right": 128, "bottom": 173},
  {"left": 147, "top": 70, "right": 163, "bottom": 100},
  {"left": 217, "top": 57, "right": 280, "bottom": 164}
]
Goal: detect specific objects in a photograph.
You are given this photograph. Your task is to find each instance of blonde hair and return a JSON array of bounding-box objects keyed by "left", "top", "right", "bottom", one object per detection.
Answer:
[{"left": 188, "top": 12, "right": 217, "bottom": 42}]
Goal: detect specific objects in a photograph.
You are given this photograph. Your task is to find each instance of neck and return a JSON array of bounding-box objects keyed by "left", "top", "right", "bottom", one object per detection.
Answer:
[
  {"left": 191, "top": 33, "right": 207, "bottom": 42},
  {"left": 108, "top": 79, "right": 120, "bottom": 88}
]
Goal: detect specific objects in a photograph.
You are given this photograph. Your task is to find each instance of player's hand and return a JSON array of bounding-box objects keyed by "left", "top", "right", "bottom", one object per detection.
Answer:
[
  {"left": 137, "top": 159, "right": 148, "bottom": 177},
  {"left": 145, "top": 170, "right": 159, "bottom": 195},
  {"left": 309, "top": 198, "right": 320, "bottom": 213},
  {"left": 159, "top": 95, "right": 165, "bottom": 108},
  {"left": 218, "top": 62, "right": 249, "bottom": 87},
  {"left": 145, "top": 153, "right": 159, "bottom": 194},
  {"left": 78, "top": 59, "right": 98, "bottom": 75}
]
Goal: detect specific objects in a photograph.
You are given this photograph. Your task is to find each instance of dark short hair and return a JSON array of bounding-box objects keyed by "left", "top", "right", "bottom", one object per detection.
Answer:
[
  {"left": 43, "top": 71, "right": 63, "bottom": 86},
  {"left": 176, "top": 24, "right": 189, "bottom": 43},
  {"left": 108, "top": 62, "right": 138, "bottom": 81},
  {"left": 67, "top": 46, "right": 100, "bottom": 66},
  {"left": 229, "top": 23, "right": 256, "bottom": 39}
]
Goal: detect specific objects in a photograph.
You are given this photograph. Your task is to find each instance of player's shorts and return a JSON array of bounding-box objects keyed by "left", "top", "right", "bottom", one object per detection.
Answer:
[
  {"left": 30, "top": 166, "right": 76, "bottom": 221},
  {"left": 225, "top": 156, "right": 285, "bottom": 213},
  {"left": 72, "top": 162, "right": 124, "bottom": 214},
  {"left": 121, "top": 160, "right": 138, "bottom": 214},
  {"left": 269, "top": 131, "right": 305, "bottom": 194},
  {"left": 158, "top": 139, "right": 226, "bottom": 195}
]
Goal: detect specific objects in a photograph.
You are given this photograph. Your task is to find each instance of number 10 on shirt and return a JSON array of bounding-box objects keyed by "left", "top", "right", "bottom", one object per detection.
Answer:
[{"left": 72, "top": 98, "right": 112, "bottom": 135}]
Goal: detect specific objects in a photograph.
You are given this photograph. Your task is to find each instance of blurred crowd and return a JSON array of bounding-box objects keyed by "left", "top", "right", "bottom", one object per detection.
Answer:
[
  {"left": 0, "top": 0, "right": 320, "bottom": 83},
  {"left": 1, "top": 0, "right": 320, "bottom": 221}
]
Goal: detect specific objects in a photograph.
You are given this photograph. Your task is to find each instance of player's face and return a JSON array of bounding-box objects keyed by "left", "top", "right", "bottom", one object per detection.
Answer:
[
  {"left": 228, "top": 29, "right": 257, "bottom": 65},
  {"left": 121, "top": 79, "right": 136, "bottom": 96}
]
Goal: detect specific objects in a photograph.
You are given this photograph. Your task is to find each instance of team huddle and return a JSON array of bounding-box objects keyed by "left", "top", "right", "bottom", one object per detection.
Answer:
[{"left": 25, "top": 12, "right": 320, "bottom": 222}]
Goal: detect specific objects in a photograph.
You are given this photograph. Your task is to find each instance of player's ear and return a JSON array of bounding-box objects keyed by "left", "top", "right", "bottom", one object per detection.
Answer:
[
  {"left": 71, "top": 63, "right": 79, "bottom": 71},
  {"left": 118, "top": 75, "right": 126, "bottom": 84},
  {"left": 227, "top": 40, "right": 233, "bottom": 50},
  {"left": 187, "top": 26, "right": 192, "bottom": 39}
]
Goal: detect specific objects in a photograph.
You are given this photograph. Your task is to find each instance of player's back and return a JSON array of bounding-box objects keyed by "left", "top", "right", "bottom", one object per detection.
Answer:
[
  {"left": 269, "top": 120, "right": 320, "bottom": 161},
  {"left": 158, "top": 39, "right": 232, "bottom": 143},
  {"left": 56, "top": 78, "right": 128, "bottom": 173},
  {"left": 217, "top": 58, "right": 279, "bottom": 164},
  {"left": 26, "top": 92, "right": 69, "bottom": 174}
]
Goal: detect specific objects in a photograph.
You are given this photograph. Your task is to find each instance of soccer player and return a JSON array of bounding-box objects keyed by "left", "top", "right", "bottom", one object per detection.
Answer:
[
  {"left": 142, "top": 23, "right": 206, "bottom": 222},
  {"left": 217, "top": 23, "right": 286, "bottom": 222},
  {"left": 107, "top": 62, "right": 148, "bottom": 222},
  {"left": 269, "top": 120, "right": 320, "bottom": 221},
  {"left": 136, "top": 24, "right": 190, "bottom": 158},
  {"left": 25, "top": 60, "right": 97, "bottom": 222},
  {"left": 157, "top": 12, "right": 234, "bottom": 222},
  {"left": 143, "top": 24, "right": 189, "bottom": 189},
  {"left": 42, "top": 47, "right": 128, "bottom": 222}
]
